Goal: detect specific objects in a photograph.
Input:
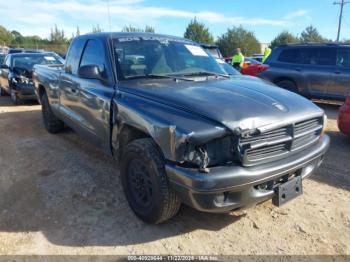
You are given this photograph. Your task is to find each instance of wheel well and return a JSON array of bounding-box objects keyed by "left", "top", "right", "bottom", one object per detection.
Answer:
[
  {"left": 273, "top": 77, "right": 296, "bottom": 86},
  {"left": 116, "top": 124, "right": 151, "bottom": 159}
]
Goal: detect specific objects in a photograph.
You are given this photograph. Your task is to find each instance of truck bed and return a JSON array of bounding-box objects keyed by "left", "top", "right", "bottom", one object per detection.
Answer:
[{"left": 33, "top": 64, "right": 64, "bottom": 99}]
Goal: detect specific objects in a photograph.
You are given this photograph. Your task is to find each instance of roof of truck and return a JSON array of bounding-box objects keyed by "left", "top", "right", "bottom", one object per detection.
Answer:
[
  {"left": 75, "top": 32, "right": 195, "bottom": 43},
  {"left": 278, "top": 43, "right": 350, "bottom": 48}
]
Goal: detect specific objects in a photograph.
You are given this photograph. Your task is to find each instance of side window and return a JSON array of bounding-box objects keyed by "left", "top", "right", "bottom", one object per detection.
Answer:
[
  {"left": 65, "top": 38, "right": 85, "bottom": 75},
  {"left": 337, "top": 48, "right": 350, "bottom": 67},
  {"left": 80, "top": 40, "right": 107, "bottom": 78},
  {"left": 300, "top": 48, "right": 336, "bottom": 66},
  {"left": 277, "top": 49, "right": 301, "bottom": 64}
]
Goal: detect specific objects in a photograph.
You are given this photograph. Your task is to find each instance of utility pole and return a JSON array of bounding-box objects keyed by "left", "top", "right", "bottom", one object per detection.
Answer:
[{"left": 334, "top": 0, "right": 350, "bottom": 42}]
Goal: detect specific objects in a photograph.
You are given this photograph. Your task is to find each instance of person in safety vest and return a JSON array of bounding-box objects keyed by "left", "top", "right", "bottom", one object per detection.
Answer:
[
  {"left": 231, "top": 48, "right": 244, "bottom": 70},
  {"left": 262, "top": 47, "right": 271, "bottom": 63}
]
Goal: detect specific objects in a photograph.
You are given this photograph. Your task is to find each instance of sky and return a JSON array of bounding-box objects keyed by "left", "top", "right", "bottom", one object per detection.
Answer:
[{"left": 0, "top": 0, "right": 349, "bottom": 43}]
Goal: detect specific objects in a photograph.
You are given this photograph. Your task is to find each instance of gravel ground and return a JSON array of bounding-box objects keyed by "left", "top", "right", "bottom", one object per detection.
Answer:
[{"left": 0, "top": 96, "right": 349, "bottom": 255}]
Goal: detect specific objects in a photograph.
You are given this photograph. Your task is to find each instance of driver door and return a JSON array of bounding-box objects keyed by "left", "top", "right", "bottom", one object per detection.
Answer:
[{"left": 71, "top": 39, "right": 115, "bottom": 153}]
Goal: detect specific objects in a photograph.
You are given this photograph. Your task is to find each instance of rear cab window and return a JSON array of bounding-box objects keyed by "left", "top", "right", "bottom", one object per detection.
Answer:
[
  {"left": 78, "top": 39, "right": 112, "bottom": 84},
  {"left": 65, "top": 38, "right": 85, "bottom": 75}
]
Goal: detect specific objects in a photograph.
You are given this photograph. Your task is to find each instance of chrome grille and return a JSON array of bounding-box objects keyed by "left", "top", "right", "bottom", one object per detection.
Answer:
[{"left": 239, "top": 117, "right": 323, "bottom": 166}]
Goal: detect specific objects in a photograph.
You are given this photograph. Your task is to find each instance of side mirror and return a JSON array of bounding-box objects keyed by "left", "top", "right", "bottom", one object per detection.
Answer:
[
  {"left": 0, "top": 64, "right": 9, "bottom": 69},
  {"left": 78, "top": 65, "right": 103, "bottom": 81}
]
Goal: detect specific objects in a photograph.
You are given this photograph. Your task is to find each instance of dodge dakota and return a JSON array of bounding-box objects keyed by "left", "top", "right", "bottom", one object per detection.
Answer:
[{"left": 33, "top": 33, "right": 330, "bottom": 224}]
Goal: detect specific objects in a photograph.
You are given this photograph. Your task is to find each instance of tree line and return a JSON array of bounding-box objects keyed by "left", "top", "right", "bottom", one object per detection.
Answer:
[
  {"left": 0, "top": 24, "right": 155, "bottom": 54},
  {"left": 0, "top": 19, "right": 348, "bottom": 56},
  {"left": 184, "top": 18, "right": 349, "bottom": 57}
]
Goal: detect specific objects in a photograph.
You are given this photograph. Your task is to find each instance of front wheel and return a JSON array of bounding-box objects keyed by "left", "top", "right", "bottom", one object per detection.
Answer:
[
  {"left": 121, "top": 138, "right": 181, "bottom": 224},
  {"left": 41, "top": 92, "right": 64, "bottom": 133},
  {"left": 10, "top": 88, "right": 22, "bottom": 105}
]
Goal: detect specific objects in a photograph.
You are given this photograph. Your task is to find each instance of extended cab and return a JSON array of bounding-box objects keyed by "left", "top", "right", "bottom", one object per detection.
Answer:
[{"left": 33, "top": 33, "right": 330, "bottom": 224}]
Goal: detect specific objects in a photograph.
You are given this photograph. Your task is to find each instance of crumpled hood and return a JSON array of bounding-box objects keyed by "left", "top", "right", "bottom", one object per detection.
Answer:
[
  {"left": 119, "top": 76, "right": 323, "bottom": 133},
  {"left": 13, "top": 67, "right": 33, "bottom": 79}
]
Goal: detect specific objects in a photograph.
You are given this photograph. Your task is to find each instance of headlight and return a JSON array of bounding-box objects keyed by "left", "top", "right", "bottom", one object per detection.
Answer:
[
  {"left": 322, "top": 114, "right": 328, "bottom": 134},
  {"left": 12, "top": 76, "right": 30, "bottom": 84},
  {"left": 184, "top": 144, "right": 209, "bottom": 171},
  {"left": 183, "top": 136, "right": 236, "bottom": 172}
]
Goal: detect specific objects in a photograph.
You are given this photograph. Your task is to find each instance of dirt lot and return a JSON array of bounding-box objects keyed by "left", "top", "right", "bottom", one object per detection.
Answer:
[{"left": 0, "top": 96, "right": 349, "bottom": 255}]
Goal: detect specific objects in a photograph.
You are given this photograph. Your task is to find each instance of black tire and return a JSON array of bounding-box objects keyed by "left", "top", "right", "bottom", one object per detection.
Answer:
[
  {"left": 275, "top": 79, "right": 298, "bottom": 93},
  {"left": 1, "top": 88, "right": 9, "bottom": 96},
  {"left": 121, "top": 138, "right": 181, "bottom": 224},
  {"left": 41, "top": 92, "right": 64, "bottom": 133},
  {"left": 10, "top": 88, "right": 22, "bottom": 105}
]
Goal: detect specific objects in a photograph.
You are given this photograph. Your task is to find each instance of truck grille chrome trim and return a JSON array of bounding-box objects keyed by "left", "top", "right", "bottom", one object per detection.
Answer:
[{"left": 239, "top": 117, "right": 323, "bottom": 166}]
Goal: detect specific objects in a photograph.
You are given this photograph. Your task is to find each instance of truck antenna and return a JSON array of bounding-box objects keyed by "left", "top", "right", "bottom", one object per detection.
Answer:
[{"left": 106, "top": 0, "right": 112, "bottom": 32}]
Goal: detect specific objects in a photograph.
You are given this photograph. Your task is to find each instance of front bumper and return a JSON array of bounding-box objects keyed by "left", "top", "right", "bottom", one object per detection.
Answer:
[
  {"left": 166, "top": 135, "right": 330, "bottom": 212},
  {"left": 13, "top": 83, "right": 36, "bottom": 100}
]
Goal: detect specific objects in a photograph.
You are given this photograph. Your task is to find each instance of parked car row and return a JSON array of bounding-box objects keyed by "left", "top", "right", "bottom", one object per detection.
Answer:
[{"left": 0, "top": 50, "right": 63, "bottom": 104}]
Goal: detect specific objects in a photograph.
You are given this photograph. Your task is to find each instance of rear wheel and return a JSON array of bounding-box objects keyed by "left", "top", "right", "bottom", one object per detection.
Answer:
[
  {"left": 121, "top": 138, "right": 181, "bottom": 224},
  {"left": 275, "top": 79, "right": 298, "bottom": 93},
  {"left": 41, "top": 92, "right": 64, "bottom": 133}
]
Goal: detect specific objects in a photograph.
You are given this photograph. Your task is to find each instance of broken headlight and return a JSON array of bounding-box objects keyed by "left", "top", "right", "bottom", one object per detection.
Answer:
[
  {"left": 183, "top": 136, "right": 236, "bottom": 172},
  {"left": 12, "top": 76, "right": 31, "bottom": 84}
]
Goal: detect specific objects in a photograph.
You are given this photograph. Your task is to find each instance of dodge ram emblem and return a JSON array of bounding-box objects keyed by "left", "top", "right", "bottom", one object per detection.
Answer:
[{"left": 272, "top": 102, "right": 287, "bottom": 112}]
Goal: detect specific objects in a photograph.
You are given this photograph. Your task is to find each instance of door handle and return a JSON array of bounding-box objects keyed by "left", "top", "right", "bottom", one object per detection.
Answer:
[
  {"left": 295, "top": 68, "right": 301, "bottom": 72},
  {"left": 334, "top": 71, "right": 341, "bottom": 74}
]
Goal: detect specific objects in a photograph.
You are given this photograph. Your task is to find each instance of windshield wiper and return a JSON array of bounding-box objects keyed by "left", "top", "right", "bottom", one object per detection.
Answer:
[
  {"left": 126, "top": 74, "right": 193, "bottom": 81},
  {"left": 177, "top": 71, "right": 230, "bottom": 79}
]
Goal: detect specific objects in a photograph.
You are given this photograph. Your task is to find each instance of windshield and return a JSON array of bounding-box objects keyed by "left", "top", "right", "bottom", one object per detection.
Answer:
[
  {"left": 11, "top": 54, "right": 62, "bottom": 70},
  {"left": 114, "top": 37, "right": 227, "bottom": 79}
]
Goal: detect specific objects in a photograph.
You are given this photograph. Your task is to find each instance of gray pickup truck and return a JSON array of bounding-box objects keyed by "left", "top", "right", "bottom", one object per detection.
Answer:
[{"left": 33, "top": 33, "right": 330, "bottom": 224}]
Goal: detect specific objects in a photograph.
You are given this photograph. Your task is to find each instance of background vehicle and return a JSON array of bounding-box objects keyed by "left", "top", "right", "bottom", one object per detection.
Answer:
[
  {"left": 33, "top": 33, "right": 329, "bottom": 224},
  {"left": 252, "top": 54, "right": 263, "bottom": 62},
  {"left": 8, "top": 48, "right": 46, "bottom": 54},
  {"left": 338, "top": 93, "right": 350, "bottom": 135},
  {"left": 241, "top": 57, "right": 269, "bottom": 76},
  {"left": 0, "top": 52, "right": 63, "bottom": 104},
  {"left": 222, "top": 56, "right": 268, "bottom": 77},
  {"left": 0, "top": 47, "right": 9, "bottom": 54},
  {"left": 200, "top": 44, "right": 223, "bottom": 59},
  {"left": 0, "top": 54, "right": 5, "bottom": 65},
  {"left": 201, "top": 45, "right": 240, "bottom": 76},
  {"left": 259, "top": 44, "right": 350, "bottom": 101}
]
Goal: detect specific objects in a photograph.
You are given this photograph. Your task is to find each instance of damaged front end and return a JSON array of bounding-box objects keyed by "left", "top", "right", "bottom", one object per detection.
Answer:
[{"left": 181, "top": 135, "right": 239, "bottom": 173}]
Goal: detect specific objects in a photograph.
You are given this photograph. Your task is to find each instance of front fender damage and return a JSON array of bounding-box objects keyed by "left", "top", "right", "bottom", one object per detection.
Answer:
[{"left": 111, "top": 93, "right": 233, "bottom": 164}]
